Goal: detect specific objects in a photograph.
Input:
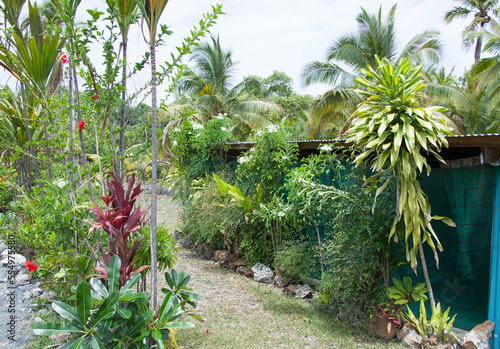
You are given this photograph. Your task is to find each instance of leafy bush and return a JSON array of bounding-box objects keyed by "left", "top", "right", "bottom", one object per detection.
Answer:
[
  {"left": 318, "top": 168, "right": 399, "bottom": 320},
  {"left": 33, "top": 255, "right": 197, "bottom": 348},
  {"left": 275, "top": 240, "right": 317, "bottom": 282}
]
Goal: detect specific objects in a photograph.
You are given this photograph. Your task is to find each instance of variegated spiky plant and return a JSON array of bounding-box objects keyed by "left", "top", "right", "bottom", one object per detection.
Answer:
[{"left": 346, "top": 56, "right": 455, "bottom": 310}]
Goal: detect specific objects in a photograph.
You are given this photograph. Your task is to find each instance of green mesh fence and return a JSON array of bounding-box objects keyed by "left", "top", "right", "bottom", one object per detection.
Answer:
[
  {"left": 396, "top": 164, "right": 495, "bottom": 330},
  {"left": 227, "top": 156, "right": 494, "bottom": 330}
]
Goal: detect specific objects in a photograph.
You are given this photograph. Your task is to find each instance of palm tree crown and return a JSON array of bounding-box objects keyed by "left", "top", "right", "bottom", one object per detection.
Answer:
[
  {"left": 445, "top": 0, "right": 499, "bottom": 62},
  {"left": 302, "top": 4, "right": 441, "bottom": 138}
]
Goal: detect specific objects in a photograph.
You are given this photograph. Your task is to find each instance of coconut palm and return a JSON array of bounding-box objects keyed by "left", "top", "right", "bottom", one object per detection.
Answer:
[
  {"left": 302, "top": 4, "right": 441, "bottom": 137},
  {"left": 171, "top": 35, "right": 281, "bottom": 140},
  {"left": 426, "top": 69, "right": 500, "bottom": 134},
  {"left": 444, "top": 0, "right": 499, "bottom": 62}
]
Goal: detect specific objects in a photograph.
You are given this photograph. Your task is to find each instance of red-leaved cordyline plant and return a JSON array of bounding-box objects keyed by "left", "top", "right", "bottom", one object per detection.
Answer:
[{"left": 88, "top": 172, "right": 149, "bottom": 287}]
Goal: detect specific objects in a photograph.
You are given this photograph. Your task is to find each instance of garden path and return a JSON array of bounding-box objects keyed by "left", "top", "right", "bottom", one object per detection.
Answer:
[{"left": 155, "top": 196, "right": 402, "bottom": 349}]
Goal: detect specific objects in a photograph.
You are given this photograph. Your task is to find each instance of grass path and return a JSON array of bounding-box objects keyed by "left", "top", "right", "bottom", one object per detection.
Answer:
[{"left": 156, "top": 196, "right": 403, "bottom": 349}]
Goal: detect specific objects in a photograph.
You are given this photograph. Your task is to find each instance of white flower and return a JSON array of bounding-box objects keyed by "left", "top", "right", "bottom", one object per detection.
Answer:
[
  {"left": 282, "top": 155, "right": 289, "bottom": 160},
  {"left": 238, "top": 156, "right": 248, "bottom": 164},
  {"left": 187, "top": 131, "right": 192, "bottom": 135},
  {"left": 221, "top": 127, "right": 227, "bottom": 131},
  {"left": 54, "top": 179, "right": 67, "bottom": 188},
  {"left": 216, "top": 114, "right": 224, "bottom": 120},
  {"left": 320, "top": 145, "right": 332, "bottom": 151},
  {"left": 173, "top": 128, "right": 180, "bottom": 133},
  {"left": 277, "top": 211, "right": 285, "bottom": 218},
  {"left": 250, "top": 147, "right": 256, "bottom": 152},
  {"left": 224, "top": 113, "right": 227, "bottom": 116},
  {"left": 172, "top": 140, "right": 178, "bottom": 147},
  {"left": 256, "top": 130, "right": 263, "bottom": 136},
  {"left": 192, "top": 123, "right": 204, "bottom": 130},
  {"left": 266, "top": 125, "right": 279, "bottom": 132}
]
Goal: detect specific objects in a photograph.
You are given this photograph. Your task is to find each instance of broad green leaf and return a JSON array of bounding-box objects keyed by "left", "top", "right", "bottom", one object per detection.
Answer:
[
  {"left": 76, "top": 281, "right": 91, "bottom": 327},
  {"left": 33, "top": 323, "right": 82, "bottom": 335},
  {"left": 52, "top": 301, "right": 83, "bottom": 327}
]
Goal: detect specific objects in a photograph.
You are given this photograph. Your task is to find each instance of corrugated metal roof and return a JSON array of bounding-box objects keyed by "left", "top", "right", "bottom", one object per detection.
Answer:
[{"left": 227, "top": 133, "right": 500, "bottom": 146}]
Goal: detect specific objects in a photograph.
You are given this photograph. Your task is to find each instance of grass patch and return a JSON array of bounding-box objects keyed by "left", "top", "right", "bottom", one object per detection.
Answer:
[{"left": 177, "top": 280, "right": 403, "bottom": 349}]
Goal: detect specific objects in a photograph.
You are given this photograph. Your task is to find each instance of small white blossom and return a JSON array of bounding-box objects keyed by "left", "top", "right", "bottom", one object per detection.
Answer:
[
  {"left": 187, "top": 131, "right": 192, "bottom": 135},
  {"left": 250, "top": 147, "right": 256, "bottom": 152},
  {"left": 221, "top": 127, "right": 227, "bottom": 131},
  {"left": 277, "top": 211, "right": 285, "bottom": 218},
  {"left": 224, "top": 113, "right": 227, "bottom": 116},
  {"left": 216, "top": 114, "right": 224, "bottom": 120},
  {"left": 54, "top": 179, "right": 67, "bottom": 188},
  {"left": 266, "top": 125, "right": 279, "bottom": 133},
  {"left": 172, "top": 140, "right": 178, "bottom": 147},
  {"left": 320, "top": 145, "right": 332, "bottom": 151},
  {"left": 256, "top": 130, "right": 263, "bottom": 136},
  {"left": 238, "top": 156, "right": 248, "bottom": 164},
  {"left": 173, "top": 128, "right": 180, "bottom": 133},
  {"left": 192, "top": 123, "right": 204, "bottom": 130},
  {"left": 282, "top": 155, "right": 289, "bottom": 160}
]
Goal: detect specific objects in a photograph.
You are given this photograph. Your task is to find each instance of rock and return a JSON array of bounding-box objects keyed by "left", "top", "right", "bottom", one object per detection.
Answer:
[
  {"left": 15, "top": 273, "right": 30, "bottom": 285},
  {"left": 56, "top": 333, "right": 67, "bottom": 343},
  {"left": 177, "top": 237, "right": 187, "bottom": 247},
  {"left": 243, "top": 267, "right": 254, "bottom": 278},
  {"left": 462, "top": 320, "right": 495, "bottom": 349},
  {"left": 429, "top": 334, "right": 439, "bottom": 346},
  {"left": 1, "top": 253, "right": 26, "bottom": 267},
  {"left": 204, "top": 249, "right": 215, "bottom": 260},
  {"left": 39, "top": 290, "right": 56, "bottom": 302},
  {"left": 251, "top": 263, "right": 274, "bottom": 284},
  {"left": 397, "top": 323, "right": 422, "bottom": 349},
  {"left": 214, "top": 250, "right": 240, "bottom": 270},
  {"left": 273, "top": 274, "right": 287, "bottom": 288},
  {"left": 284, "top": 284, "right": 300, "bottom": 295},
  {"left": 294, "top": 284, "right": 313, "bottom": 299},
  {"left": 234, "top": 259, "right": 245, "bottom": 267},
  {"left": 33, "top": 317, "right": 42, "bottom": 323},
  {"left": 0, "top": 242, "right": 7, "bottom": 254}
]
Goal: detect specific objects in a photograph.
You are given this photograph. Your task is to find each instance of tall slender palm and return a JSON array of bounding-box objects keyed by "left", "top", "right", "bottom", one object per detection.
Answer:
[
  {"left": 137, "top": 0, "right": 169, "bottom": 312},
  {"left": 106, "top": 0, "right": 138, "bottom": 179},
  {"left": 172, "top": 35, "right": 281, "bottom": 140},
  {"left": 302, "top": 5, "right": 441, "bottom": 137},
  {"left": 445, "top": 0, "right": 498, "bottom": 62}
]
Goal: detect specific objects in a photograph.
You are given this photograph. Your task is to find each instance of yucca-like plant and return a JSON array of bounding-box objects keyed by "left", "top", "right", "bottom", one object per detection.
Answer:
[{"left": 346, "top": 56, "right": 455, "bottom": 310}]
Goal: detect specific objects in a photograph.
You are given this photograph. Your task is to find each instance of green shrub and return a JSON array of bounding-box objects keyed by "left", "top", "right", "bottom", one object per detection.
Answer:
[{"left": 275, "top": 240, "right": 317, "bottom": 282}]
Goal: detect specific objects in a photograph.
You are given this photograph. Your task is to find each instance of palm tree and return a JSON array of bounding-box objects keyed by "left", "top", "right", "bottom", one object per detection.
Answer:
[
  {"left": 137, "top": 0, "right": 169, "bottom": 313},
  {"left": 171, "top": 35, "right": 281, "bottom": 140},
  {"left": 426, "top": 69, "right": 500, "bottom": 133},
  {"left": 302, "top": 4, "right": 441, "bottom": 137},
  {"left": 106, "top": 0, "right": 138, "bottom": 179},
  {"left": 445, "top": 0, "right": 498, "bottom": 62}
]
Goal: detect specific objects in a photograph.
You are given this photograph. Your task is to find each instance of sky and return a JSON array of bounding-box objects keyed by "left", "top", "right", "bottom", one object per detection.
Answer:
[{"left": 0, "top": 0, "right": 476, "bottom": 103}]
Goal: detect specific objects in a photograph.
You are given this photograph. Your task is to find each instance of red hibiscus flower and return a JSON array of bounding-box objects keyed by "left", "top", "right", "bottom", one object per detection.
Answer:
[
  {"left": 25, "top": 261, "right": 37, "bottom": 279},
  {"left": 91, "top": 94, "right": 99, "bottom": 101},
  {"left": 61, "top": 54, "right": 68, "bottom": 64},
  {"left": 78, "top": 120, "right": 85, "bottom": 130}
]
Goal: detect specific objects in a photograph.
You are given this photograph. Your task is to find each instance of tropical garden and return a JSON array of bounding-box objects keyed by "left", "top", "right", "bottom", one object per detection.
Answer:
[{"left": 0, "top": 0, "right": 498, "bottom": 348}]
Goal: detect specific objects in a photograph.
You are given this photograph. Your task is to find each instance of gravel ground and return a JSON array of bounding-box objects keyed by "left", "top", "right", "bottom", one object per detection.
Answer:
[{"left": 0, "top": 246, "right": 39, "bottom": 348}]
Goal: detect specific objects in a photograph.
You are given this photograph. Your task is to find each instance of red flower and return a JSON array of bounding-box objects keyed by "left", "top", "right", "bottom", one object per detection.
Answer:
[
  {"left": 205, "top": 330, "right": 211, "bottom": 333},
  {"left": 61, "top": 54, "right": 68, "bottom": 64},
  {"left": 91, "top": 94, "right": 99, "bottom": 101},
  {"left": 78, "top": 120, "right": 85, "bottom": 130},
  {"left": 25, "top": 261, "right": 37, "bottom": 272}
]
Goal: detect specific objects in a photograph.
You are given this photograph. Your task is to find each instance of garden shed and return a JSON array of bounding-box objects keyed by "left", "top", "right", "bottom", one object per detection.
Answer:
[{"left": 228, "top": 133, "right": 500, "bottom": 347}]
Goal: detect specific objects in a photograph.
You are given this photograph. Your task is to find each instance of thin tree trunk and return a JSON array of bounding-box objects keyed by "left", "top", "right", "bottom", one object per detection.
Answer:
[
  {"left": 93, "top": 112, "right": 105, "bottom": 197},
  {"left": 119, "top": 39, "right": 128, "bottom": 179},
  {"left": 150, "top": 43, "right": 159, "bottom": 311},
  {"left": 313, "top": 221, "right": 324, "bottom": 279},
  {"left": 73, "top": 66, "right": 95, "bottom": 202},
  {"left": 474, "top": 22, "right": 486, "bottom": 62},
  {"left": 67, "top": 55, "right": 76, "bottom": 208},
  {"left": 418, "top": 239, "right": 435, "bottom": 312},
  {"left": 42, "top": 115, "right": 52, "bottom": 180},
  {"left": 20, "top": 84, "right": 41, "bottom": 189}
]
